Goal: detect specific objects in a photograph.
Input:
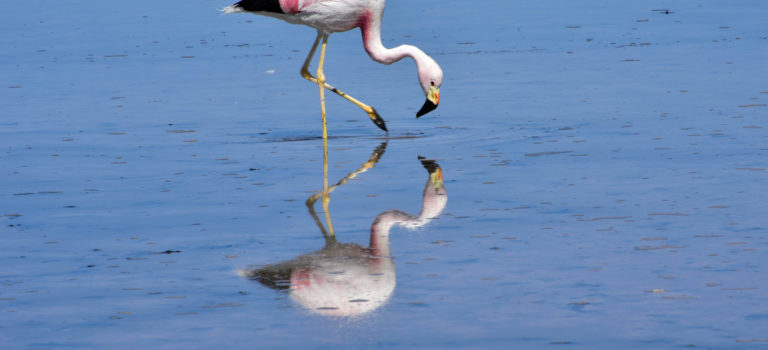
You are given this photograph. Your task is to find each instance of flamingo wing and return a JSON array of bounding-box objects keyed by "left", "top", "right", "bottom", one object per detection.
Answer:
[{"left": 232, "top": 0, "right": 284, "bottom": 13}]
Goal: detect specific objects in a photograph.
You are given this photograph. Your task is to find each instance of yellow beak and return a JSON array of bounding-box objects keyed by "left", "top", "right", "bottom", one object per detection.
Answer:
[{"left": 430, "top": 167, "right": 444, "bottom": 188}]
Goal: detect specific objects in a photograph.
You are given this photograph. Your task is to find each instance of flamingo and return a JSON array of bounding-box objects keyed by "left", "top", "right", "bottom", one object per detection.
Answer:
[
  {"left": 222, "top": 0, "right": 443, "bottom": 136},
  {"left": 238, "top": 152, "right": 447, "bottom": 317}
]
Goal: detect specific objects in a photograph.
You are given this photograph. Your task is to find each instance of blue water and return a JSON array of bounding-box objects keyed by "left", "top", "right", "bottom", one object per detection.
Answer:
[{"left": 2, "top": 0, "right": 767, "bottom": 348}]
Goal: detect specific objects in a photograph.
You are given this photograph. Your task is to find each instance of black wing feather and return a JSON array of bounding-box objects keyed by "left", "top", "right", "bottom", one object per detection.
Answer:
[{"left": 233, "top": 0, "right": 283, "bottom": 13}]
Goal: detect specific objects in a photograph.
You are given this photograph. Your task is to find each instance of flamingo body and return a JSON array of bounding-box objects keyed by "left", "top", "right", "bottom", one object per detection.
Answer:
[
  {"left": 238, "top": 156, "right": 447, "bottom": 317},
  {"left": 228, "top": 0, "right": 378, "bottom": 34},
  {"left": 223, "top": 0, "right": 443, "bottom": 133}
]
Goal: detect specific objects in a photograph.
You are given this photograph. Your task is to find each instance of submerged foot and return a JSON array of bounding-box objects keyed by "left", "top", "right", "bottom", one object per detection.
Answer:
[{"left": 367, "top": 107, "right": 388, "bottom": 132}]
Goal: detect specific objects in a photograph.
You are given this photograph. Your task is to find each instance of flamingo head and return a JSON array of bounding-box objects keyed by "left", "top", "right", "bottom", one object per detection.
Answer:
[{"left": 416, "top": 57, "right": 443, "bottom": 118}]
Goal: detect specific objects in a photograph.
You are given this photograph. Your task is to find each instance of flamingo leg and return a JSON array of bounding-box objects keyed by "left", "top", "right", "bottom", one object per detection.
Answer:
[
  {"left": 317, "top": 34, "right": 329, "bottom": 140},
  {"left": 321, "top": 126, "right": 335, "bottom": 238},
  {"left": 306, "top": 141, "right": 387, "bottom": 241},
  {"left": 300, "top": 33, "right": 388, "bottom": 132},
  {"left": 300, "top": 33, "right": 323, "bottom": 80},
  {"left": 314, "top": 38, "right": 336, "bottom": 236}
]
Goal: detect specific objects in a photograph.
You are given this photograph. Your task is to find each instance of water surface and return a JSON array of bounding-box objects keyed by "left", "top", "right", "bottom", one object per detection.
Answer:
[{"left": 1, "top": 0, "right": 767, "bottom": 348}]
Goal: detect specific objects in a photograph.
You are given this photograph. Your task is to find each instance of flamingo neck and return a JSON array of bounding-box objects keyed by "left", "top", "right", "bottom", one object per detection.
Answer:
[
  {"left": 370, "top": 210, "right": 415, "bottom": 257},
  {"left": 360, "top": 11, "right": 430, "bottom": 66}
]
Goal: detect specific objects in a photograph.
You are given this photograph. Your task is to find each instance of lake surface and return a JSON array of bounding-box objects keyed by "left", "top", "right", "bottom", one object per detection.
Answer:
[{"left": 2, "top": 0, "right": 767, "bottom": 349}]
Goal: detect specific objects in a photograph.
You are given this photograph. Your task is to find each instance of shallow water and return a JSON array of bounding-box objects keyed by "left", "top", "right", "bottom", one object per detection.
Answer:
[{"left": 2, "top": 0, "right": 767, "bottom": 349}]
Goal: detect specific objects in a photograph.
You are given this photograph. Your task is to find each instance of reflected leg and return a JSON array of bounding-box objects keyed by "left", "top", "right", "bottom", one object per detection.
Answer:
[
  {"left": 321, "top": 131, "right": 335, "bottom": 237},
  {"left": 306, "top": 142, "right": 388, "bottom": 240}
]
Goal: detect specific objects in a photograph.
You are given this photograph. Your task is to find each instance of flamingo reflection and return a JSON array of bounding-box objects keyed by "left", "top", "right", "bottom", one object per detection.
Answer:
[{"left": 238, "top": 142, "right": 447, "bottom": 317}]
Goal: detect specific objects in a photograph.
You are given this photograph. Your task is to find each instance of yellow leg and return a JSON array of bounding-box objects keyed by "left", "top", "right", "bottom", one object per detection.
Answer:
[
  {"left": 300, "top": 33, "right": 387, "bottom": 132},
  {"left": 317, "top": 35, "right": 329, "bottom": 140},
  {"left": 305, "top": 141, "right": 387, "bottom": 241},
  {"left": 321, "top": 133, "right": 335, "bottom": 237},
  {"left": 315, "top": 35, "right": 335, "bottom": 237},
  {"left": 300, "top": 33, "right": 322, "bottom": 80}
]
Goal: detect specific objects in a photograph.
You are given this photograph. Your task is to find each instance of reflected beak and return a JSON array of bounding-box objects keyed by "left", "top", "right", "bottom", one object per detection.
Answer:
[
  {"left": 418, "top": 156, "right": 444, "bottom": 188},
  {"left": 429, "top": 167, "right": 444, "bottom": 188},
  {"left": 416, "top": 86, "right": 440, "bottom": 118}
]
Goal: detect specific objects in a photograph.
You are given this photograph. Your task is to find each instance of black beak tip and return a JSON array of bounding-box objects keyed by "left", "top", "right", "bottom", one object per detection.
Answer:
[
  {"left": 418, "top": 155, "right": 440, "bottom": 173},
  {"left": 416, "top": 99, "right": 438, "bottom": 118}
]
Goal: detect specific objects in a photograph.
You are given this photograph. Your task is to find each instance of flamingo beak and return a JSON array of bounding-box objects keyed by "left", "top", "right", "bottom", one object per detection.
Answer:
[
  {"left": 418, "top": 156, "right": 444, "bottom": 187},
  {"left": 429, "top": 167, "right": 443, "bottom": 188},
  {"left": 416, "top": 86, "right": 440, "bottom": 118}
]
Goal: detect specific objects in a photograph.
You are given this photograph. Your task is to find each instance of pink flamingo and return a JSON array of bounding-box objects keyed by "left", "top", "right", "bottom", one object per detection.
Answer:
[
  {"left": 239, "top": 155, "right": 447, "bottom": 317},
  {"left": 223, "top": 0, "right": 443, "bottom": 136}
]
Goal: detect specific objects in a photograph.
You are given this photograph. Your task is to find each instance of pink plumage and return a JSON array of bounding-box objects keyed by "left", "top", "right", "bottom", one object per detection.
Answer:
[{"left": 224, "top": 0, "right": 443, "bottom": 133}]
